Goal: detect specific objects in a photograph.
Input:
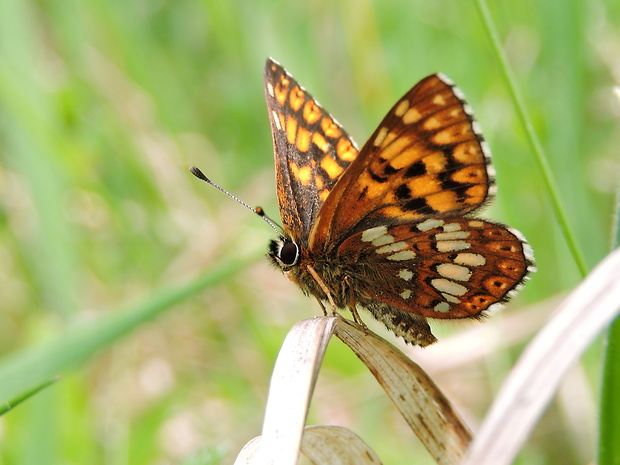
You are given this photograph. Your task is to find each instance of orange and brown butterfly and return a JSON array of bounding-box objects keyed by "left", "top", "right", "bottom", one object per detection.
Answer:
[{"left": 261, "top": 58, "right": 534, "bottom": 347}]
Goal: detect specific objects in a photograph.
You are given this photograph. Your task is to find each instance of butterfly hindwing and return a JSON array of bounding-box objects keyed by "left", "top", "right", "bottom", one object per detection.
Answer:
[
  {"left": 264, "top": 58, "right": 359, "bottom": 243},
  {"left": 337, "top": 218, "right": 531, "bottom": 319}
]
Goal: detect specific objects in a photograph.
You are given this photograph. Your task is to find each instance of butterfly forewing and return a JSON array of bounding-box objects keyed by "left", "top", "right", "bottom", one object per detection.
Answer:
[
  {"left": 310, "top": 74, "right": 493, "bottom": 251},
  {"left": 337, "top": 218, "right": 531, "bottom": 319},
  {"left": 264, "top": 58, "right": 359, "bottom": 242}
]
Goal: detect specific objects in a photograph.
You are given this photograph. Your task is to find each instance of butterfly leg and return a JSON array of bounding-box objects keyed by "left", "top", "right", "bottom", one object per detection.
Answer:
[
  {"left": 344, "top": 276, "right": 367, "bottom": 330},
  {"left": 306, "top": 264, "right": 338, "bottom": 315},
  {"left": 314, "top": 297, "right": 328, "bottom": 316}
]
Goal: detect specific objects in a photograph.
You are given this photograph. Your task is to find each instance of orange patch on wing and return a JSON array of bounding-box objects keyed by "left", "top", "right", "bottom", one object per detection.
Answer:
[
  {"left": 402, "top": 106, "right": 422, "bottom": 124},
  {"left": 407, "top": 176, "right": 441, "bottom": 198},
  {"left": 394, "top": 99, "right": 410, "bottom": 117},
  {"left": 376, "top": 136, "right": 413, "bottom": 162},
  {"left": 321, "top": 118, "right": 341, "bottom": 138},
  {"left": 422, "top": 151, "right": 449, "bottom": 173},
  {"left": 296, "top": 127, "right": 311, "bottom": 152},
  {"left": 452, "top": 140, "right": 482, "bottom": 163},
  {"left": 380, "top": 206, "right": 425, "bottom": 221},
  {"left": 452, "top": 165, "right": 486, "bottom": 184},
  {"left": 465, "top": 185, "right": 487, "bottom": 203},
  {"left": 312, "top": 133, "right": 329, "bottom": 153},
  {"left": 303, "top": 100, "right": 322, "bottom": 124},
  {"left": 286, "top": 115, "right": 298, "bottom": 144},
  {"left": 289, "top": 162, "right": 312, "bottom": 186},
  {"left": 274, "top": 78, "right": 290, "bottom": 105},
  {"left": 289, "top": 86, "right": 305, "bottom": 111},
  {"left": 425, "top": 190, "right": 459, "bottom": 211},
  {"left": 337, "top": 138, "right": 357, "bottom": 161},
  {"left": 358, "top": 171, "right": 387, "bottom": 198},
  {"left": 432, "top": 122, "right": 471, "bottom": 145},
  {"left": 320, "top": 155, "right": 344, "bottom": 179}
]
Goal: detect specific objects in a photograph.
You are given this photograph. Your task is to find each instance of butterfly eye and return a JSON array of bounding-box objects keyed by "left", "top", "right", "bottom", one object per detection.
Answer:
[{"left": 278, "top": 240, "right": 299, "bottom": 266}]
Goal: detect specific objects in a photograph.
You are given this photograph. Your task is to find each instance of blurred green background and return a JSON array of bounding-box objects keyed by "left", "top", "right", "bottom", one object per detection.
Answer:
[{"left": 0, "top": 0, "right": 618, "bottom": 464}]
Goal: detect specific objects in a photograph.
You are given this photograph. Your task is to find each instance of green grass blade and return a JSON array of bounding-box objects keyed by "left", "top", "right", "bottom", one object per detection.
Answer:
[
  {"left": 473, "top": 0, "right": 588, "bottom": 277},
  {"left": 599, "top": 319, "right": 620, "bottom": 465},
  {"left": 599, "top": 133, "right": 620, "bottom": 465},
  {"left": 0, "top": 376, "right": 60, "bottom": 416},
  {"left": 0, "top": 256, "right": 252, "bottom": 403}
]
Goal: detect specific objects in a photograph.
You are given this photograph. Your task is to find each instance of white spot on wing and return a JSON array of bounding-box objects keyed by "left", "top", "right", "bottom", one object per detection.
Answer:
[
  {"left": 398, "top": 269, "right": 414, "bottom": 281},
  {"left": 451, "top": 84, "right": 465, "bottom": 100},
  {"left": 435, "top": 241, "right": 471, "bottom": 252},
  {"left": 373, "top": 234, "right": 395, "bottom": 247},
  {"left": 462, "top": 102, "right": 475, "bottom": 117},
  {"left": 442, "top": 223, "right": 462, "bottom": 232},
  {"left": 361, "top": 226, "right": 388, "bottom": 243},
  {"left": 417, "top": 218, "right": 444, "bottom": 232},
  {"left": 472, "top": 120, "right": 483, "bottom": 135},
  {"left": 376, "top": 241, "right": 408, "bottom": 254},
  {"left": 431, "top": 278, "right": 467, "bottom": 296},
  {"left": 453, "top": 253, "right": 486, "bottom": 267},
  {"left": 387, "top": 250, "right": 417, "bottom": 261},
  {"left": 400, "top": 289, "right": 412, "bottom": 300},
  {"left": 272, "top": 110, "right": 282, "bottom": 130},
  {"left": 435, "top": 231, "right": 470, "bottom": 241},
  {"left": 434, "top": 302, "right": 451, "bottom": 313},
  {"left": 374, "top": 126, "right": 389, "bottom": 147},
  {"left": 442, "top": 293, "right": 461, "bottom": 304},
  {"left": 436, "top": 72, "right": 454, "bottom": 86},
  {"left": 437, "top": 263, "right": 472, "bottom": 282}
]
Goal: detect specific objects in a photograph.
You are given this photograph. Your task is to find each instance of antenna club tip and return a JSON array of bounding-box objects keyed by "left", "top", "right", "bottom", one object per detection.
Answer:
[
  {"left": 189, "top": 166, "right": 210, "bottom": 182},
  {"left": 255, "top": 206, "right": 265, "bottom": 216}
]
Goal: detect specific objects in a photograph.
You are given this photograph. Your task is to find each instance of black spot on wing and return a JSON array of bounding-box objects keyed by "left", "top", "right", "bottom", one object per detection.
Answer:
[
  {"left": 370, "top": 170, "right": 388, "bottom": 183},
  {"left": 402, "top": 197, "right": 435, "bottom": 214},
  {"left": 384, "top": 164, "right": 401, "bottom": 175},
  {"left": 404, "top": 161, "right": 426, "bottom": 178},
  {"left": 395, "top": 184, "right": 412, "bottom": 200}
]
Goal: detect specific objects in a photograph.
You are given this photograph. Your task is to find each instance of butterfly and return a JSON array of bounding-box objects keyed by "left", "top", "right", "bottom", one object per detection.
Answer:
[{"left": 264, "top": 58, "right": 534, "bottom": 347}]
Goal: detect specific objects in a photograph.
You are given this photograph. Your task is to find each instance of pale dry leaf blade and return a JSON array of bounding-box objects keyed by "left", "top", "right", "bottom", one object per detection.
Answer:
[
  {"left": 234, "top": 436, "right": 261, "bottom": 465},
  {"left": 235, "top": 425, "right": 381, "bottom": 465},
  {"left": 333, "top": 318, "right": 472, "bottom": 465},
  {"left": 255, "top": 316, "right": 338, "bottom": 465},
  {"left": 463, "top": 248, "right": 620, "bottom": 465},
  {"left": 300, "top": 425, "right": 382, "bottom": 465}
]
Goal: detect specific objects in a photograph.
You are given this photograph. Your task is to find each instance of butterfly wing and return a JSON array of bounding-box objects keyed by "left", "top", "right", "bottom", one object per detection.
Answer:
[
  {"left": 309, "top": 74, "right": 493, "bottom": 251},
  {"left": 337, "top": 218, "right": 533, "bottom": 319},
  {"left": 264, "top": 58, "right": 359, "bottom": 243}
]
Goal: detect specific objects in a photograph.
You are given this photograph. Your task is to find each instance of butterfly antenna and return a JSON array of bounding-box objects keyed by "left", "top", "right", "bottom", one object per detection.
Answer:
[
  {"left": 254, "top": 206, "right": 285, "bottom": 234},
  {"left": 189, "top": 166, "right": 283, "bottom": 238}
]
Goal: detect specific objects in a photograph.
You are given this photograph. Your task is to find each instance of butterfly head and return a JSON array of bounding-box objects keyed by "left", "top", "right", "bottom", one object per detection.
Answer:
[{"left": 268, "top": 237, "right": 300, "bottom": 270}]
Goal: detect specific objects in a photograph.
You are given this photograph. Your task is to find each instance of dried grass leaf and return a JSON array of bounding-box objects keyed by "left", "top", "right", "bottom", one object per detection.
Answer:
[
  {"left": 333, "top": 318, "right": 472, "bottom": 465},
  {"left": 299, "top": 425, "right": 382, "bottom": 464},
  {"left": 234, "top": 313, "right": 472, "bottom": 464},
  {"left": 234, "top": 436, "right": 261, "bottom": 465},
  {"left": 235, "top": 426, "right": 381, "bottom": 465},
  {"left": 255, "top": 317, "right": 337, "bottom": 465}
]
